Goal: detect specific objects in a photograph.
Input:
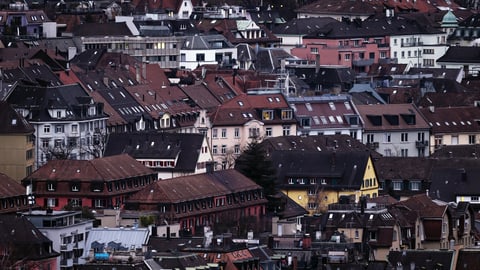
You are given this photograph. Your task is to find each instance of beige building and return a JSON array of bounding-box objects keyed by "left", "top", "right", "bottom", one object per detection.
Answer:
[
  {"left": 0, "top": 101, "right": 35, "bottom": 182},
  {"left": 208, "top": 92, "right": 297, "bottom": 170}
]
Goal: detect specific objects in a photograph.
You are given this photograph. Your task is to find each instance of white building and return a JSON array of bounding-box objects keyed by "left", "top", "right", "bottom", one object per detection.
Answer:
[
  {"left": 23, "top": 210, "right": 94, "bottom": 270},
  {"left": 179, "top": 34, "right": 237, "bottom": 70}
]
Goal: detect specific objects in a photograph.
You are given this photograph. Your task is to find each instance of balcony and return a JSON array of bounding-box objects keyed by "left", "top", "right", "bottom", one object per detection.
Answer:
[
  {"left": 352, "top": 58, "right": 374, "bottom": 67},
  {"left": 401, "top": 41, "right": 424, "bottom": 47},
  {"left": 416, "top": 140, "right": 428, "bottom": 148}
]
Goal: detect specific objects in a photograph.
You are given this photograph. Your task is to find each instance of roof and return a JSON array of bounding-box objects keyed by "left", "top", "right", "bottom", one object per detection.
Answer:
[
  {"left": 73, "top": 22, "right": 133, "bottom": 36},
  {"left": 127, "top": 169, "right": 264, "bottom": 204},
  {"left": 82, "top": 227, "right": 150, "bottom": 258},
  {"left": 271, "top": 150, "right": 371, "bottom": 189},
  {"left": 374, "top": 157, "right": 434, "bottom": 180},
  {"left": 356, "top": 103, "right": 429, "bottom": 131},
  {"left": 0, "top": 173, "right": 27, "bottom": 199},
  {"left": 271, "top": 17, "right": 338, "bottom": 35},
  {"left": 393, "top": 194, "right": 447, "bottom": 218},
  {"left": 182, "top": 34, "right": 234, "bottom": 50},
  {"left": 0, "top": 101, "right": 34, "bottom": 134},
  {"left": 388, "top": 250, "right": 454, "bottom": 269},
  {"left": 24, "top": 154, "right": 156, "bottom": 183},
  {"left": 419, "top": 106, "right": 480, "bottom": 134},
  {"left": 104, "top": 132, "right": 207, "bottom": 173}
]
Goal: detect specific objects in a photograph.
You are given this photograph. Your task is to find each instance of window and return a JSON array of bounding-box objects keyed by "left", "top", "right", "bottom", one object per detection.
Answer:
[
  {"left": 379, "top": 181, "right": 385, "bottom": 190},
  {"left": 212, "top": 128, "right": 218, "bottom": 138},
  {"left": 265, "top": 127, "right": 272, "bottom": 137},
  {"left": 42, "top": 139, "right": 50, "bottom": 148},
  {"left": 471, "top": 196, "right": 479, "bottom": 201},
  {"left": 380, "top": 51, "right": 387, "bottom": 59},
  {"left": 54, "top": 139, "right": 64, "bottom": 148},
  {"left": 221, "top": 128, "right": 227, "bottom": 138},
  {"left": 403, "top": 181, "right": 418, "bottom": 192},
  {"left": 369, "top": 231, "right": 377, "bottom": 241},
  {"left": 44, "top": 125, "right": 50, "bottom": 133},
  {"left": 262, "top": 110, "right": 274, "bottom": 120},
  {"left": 310, "top": 47, "right": 318, "bottom": 54},
  {"left": 435, "top": 135, "right": 443, "bottom": 147},
  {"left": 249, "top": 128, "right": 260, "bottom": 138},
  {"left": 55, "top": 125, "right": 64, "bottom": 133},
  {"left": 221, "top": 145, "right": 226, "bottom": 154},
  {"left": 401, "top": 133, "right": 408, "bottom": 142},
  {"left": 469, "top": 135, "right": 476, "bottom": 144},
  {"left": 345, "top": 54, "right": 350, "bottom": 61},
  {"left": 56, "top": 111, "right": 62, "bottom": 118},
  {"left": 196, "top": 53, "right": 205, "bottom": 62},
  {"left": 281, "top": 109, "right": 293, "bottom": 120},
  {"left": 234, "top": 128, "right": 240, "bottom": 138},
  {"left": 46, "top": 198, "right": 58, "bottom": 207},
  {"left": 308, "top": 203, "right": 317, "bottom": 209},
  {"left": 401, "top": 148, "right": 408, "bottom": 157},
  {"left": 26, "top": 149, "right": 33, "bottom": 160},
  {"left": 47, "top": 182, "right": 56, "bottom": 191},
  {"left": 367, "top": 134, "right": 374, "bottom": 143},
  {"left": 212, "top": 145, "right": 218, "bottom": 154},
  {"left": 283, "top": 125, "right": 291, "bottom": 136},
  {"left": 301, "top": 118, "right": 311, "bottom": 127},
  {"left": 393, "top": 181, "right": 402, "bottom": 191},
  {"left": 385, "top": 133, "right": 391, "bottom": 142},
  {"left": 71, "top": 183, "right": 80, "bottom": 192},
  {"left": 72, "top": 124, "right": 78, "bottom": 133},
  {"left": 234, "top": 144, "right": 240, "bottom": 154}
]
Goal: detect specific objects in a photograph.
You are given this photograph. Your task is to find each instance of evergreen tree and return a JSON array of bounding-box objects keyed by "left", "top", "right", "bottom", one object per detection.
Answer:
[{"left": 235, "top": 139, "right": 276, "bottom": 198}]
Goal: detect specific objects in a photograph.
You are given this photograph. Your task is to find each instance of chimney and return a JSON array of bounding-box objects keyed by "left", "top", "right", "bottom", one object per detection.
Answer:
[
  {"left": 142, "top": 62, "right": 147, "bottom": 81},
  {"left": 302, "top": 234, "right": 311, "bottom": 249}
]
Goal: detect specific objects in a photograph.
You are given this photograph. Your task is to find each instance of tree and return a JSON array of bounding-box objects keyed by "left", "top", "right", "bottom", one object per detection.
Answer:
[{"left": 234, "top": 139, "right": 276, "bottom": 198}]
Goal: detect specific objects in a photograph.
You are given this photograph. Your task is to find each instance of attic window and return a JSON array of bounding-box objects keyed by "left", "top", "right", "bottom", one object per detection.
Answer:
[
  {"left": 11, "top": 119, "right": 17, "bottom": 125},
  {"left": 238, "top": 101, "right": 244, "bottom": 106},
  {"left": 328, "top": 102, "right": 336, "bottom": 110}
]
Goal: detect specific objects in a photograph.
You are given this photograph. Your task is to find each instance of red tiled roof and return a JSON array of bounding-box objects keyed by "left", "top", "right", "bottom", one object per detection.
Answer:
[
  {"left": 419, "top": 106, "right": 480, "bottom": 133},
  {"left": 0, "top": 173, "right": 26, "bottom": 198}
]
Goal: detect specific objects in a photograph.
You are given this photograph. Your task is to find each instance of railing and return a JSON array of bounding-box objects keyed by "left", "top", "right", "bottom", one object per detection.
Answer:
[{"left": 415, "top": 140, "right": 428, "bottom": 148}]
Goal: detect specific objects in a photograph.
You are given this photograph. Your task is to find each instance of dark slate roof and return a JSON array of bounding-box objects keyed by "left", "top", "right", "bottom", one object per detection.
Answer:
[
  {"left": 408, "top": 67, "right": 462, "bottom": 82},
  {"left": 104, "top": 132, "right": 206, "bottom": 173},
  {"left": 69, "top": 48, "right": 107, "bottom": 71},
  {"left": 428, "top": 159, "right": 480, "bottom": 202},
  {"left": 0, "top": 101, "right": 34, "bottom": 134},
  {"left": 437, "top": 46, "right": 480, "bottom": 64},
  {"left": 275, "top": 192, "right": 309, "bottom": 219},
  {"left": 316, "top": 66, "right": 356, "bottom": 90},
  {"left": 271, "top": 17, "right": 338, "bottom": 35},
  {"left": 181, "top": 34, "right": 234, "bottom": 50},
  {"left": 255, "top": 48, "right": 293, "bottom": 73},
  {"left": 261, "top": 134, "right": 380, "bottom": 159},
  {"left": 271, "top": 150, "right": 371, "bottom": 188},
  {"left": 388, "top": 250, "right": 454, "bottom": 270},
  {"left": 7, "top": 84, "right": 108, "bottom": 122},
  {"left": 148, "top": 237, "right": 205, "bottom": 252},
  {"left": 72, "top": 22, "right": 133, "bottom": 36},
  {"left": 430, "top": 144, "right": 480, "bottom": 159},
  {"left": 0, "top": 64, "right": 63, "bottom": 86},
  {"left": 356, "top": 103, "right": 430, "bottom": 131},
  {"left": 295, "top": 0, "right": 380, "bottom": 17},
  {"left": 367, "top": 63, "right": 408, "bottom": 78},
  {"left": 179, "top": 83, "right": 222, "bottom": 111},
  {"left": 374, "top": 157, "right": 434, "bottom": 180},
  {"left": 151, "top": 253, "right": 209, "bottom": 269},
  {"left": 456, "top": 249, "right": 480, "bottom": 270},
  {"left": 0, "top": 215, "right": 60, "bottom": 261}
]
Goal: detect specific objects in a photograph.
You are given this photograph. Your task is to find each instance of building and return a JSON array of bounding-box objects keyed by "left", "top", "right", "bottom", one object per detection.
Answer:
[
  {"left": 104, "top": 132, "right": 213, "bottom": 179},
  {"left": 208, "top": 92, "right": 297, "bottom": 170},
  {"left": 22, "top": 154, "right": 158, "bottom": 210},
  {"left": 356, "top": 103, "right": 430, "bottom": 157},
  {"left": 419, "top": 106, "right": 480, "bottom": 154},
  {"left": 288, "top": 95, "right": 362, "bottom": 139},
  {"left": 0, "top": 214, "right": 60, "bottom": 269},
  {"left": 0, "top": 101, "right": 35, "bottom": 181},
  {"left": 0, "top": 172, "right": 34, "bottom": 214},
  {"left": 179, "top": 34, "right": 237, "bottom": 70},
  {"left": 124, "top": 169, "right": 268, "bottom": 236},
  {"left": 271, "top": 150, "right": 379, "bottom": 215},
  {"left": 22, "top": 210, "right": 94, "bottom": 270},
  {"left": 7, "top": 83, "right": 109, "bottom": 169}
]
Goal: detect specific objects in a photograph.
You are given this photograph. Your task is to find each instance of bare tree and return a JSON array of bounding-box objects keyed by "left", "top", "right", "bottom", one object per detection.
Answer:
[
  {"left": 80, "top": 129, "right": 108, "bottom": 159},
  {"left": 219, "top": 147, "right": 238, "bottom": 170}
]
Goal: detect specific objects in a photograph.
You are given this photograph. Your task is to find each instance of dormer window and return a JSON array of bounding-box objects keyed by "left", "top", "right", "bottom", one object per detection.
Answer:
[
  {"left": 56, "top": 111, "right": 62, "bottom": 118},
  {"left": 281, "top": 109, "right": 293, "bottom": 120},
  {"left": 71, "top": 182, "right": 80, "bottom": 192},
  {"left": 47, "top": 182, "right": 56, "bottom": 191},
  {"left": 262, "top": 110, "right": 274, "bottom": 120}
]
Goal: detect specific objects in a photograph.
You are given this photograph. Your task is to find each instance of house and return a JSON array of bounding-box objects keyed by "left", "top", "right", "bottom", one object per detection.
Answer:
[
  {"left": 7, "top": 83, "right": 109, "bottom": 169},
  {"left": 356, "top": 103, "right": 430, "bottom": 157},
  {"left": 0, "top": 101, "right": 35, "bottom": 181},
  {"left": 179, "top": 34, "right": 237, "bottom": 70},
  {"left": 208, "top": 92, "right": 297, "bottom": 170},
  {"left": 128, "top": 0, "right": 199, "bottom": 18},
  {"left": 387, "top": 249, "right": 455, "bottom": 270},
  {"left": 419, "top": 106, "right": 480, "bottom": 154},
  {"left": 104, "top": 132, "right": 213, "bottom": 179},
  {"left": 124, "top": 169, "right": 268, "bottom": 236},
  {"left": 0, "top": 172, "right": 34, "bottom": 214},
  {"left": 22, "top": 209, "right": 94, "bottom": 269},
  {"left": 0, "top": 9, "right": 50, "bottom": 38},
  {"left": 374, "top": 157, "right": 434, "bottom": 200},
  {"left": 294, "top": 0, "right": 379, "bottom": 21},
  {"left": 271, "top": 150, "right": 379, "bottom": 214},
  {"left": 437, "top": 46, "right": 480, "bottom": 78},
  {"left": 0, "top": 214, "right": 60, "bottom": 269},
  {"left": 22, "top": 154, "right": 158, "bottom": 210},
  {"left": 287, "top": 95, "right": 362, "bottom": 139}
]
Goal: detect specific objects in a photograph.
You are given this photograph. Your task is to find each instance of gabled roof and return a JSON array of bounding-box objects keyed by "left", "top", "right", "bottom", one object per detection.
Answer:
[
  {"left": 255, "top": 47, "right": 294, "bottom": 73},
  {"left": 419, "top": 106, "right": 480, "bottom": 133},
  {"left": 367, "top": 63, "right": 407, "bottom": 77},
  {"left": 388, "top": 250, "right": 454, "bottom": 269},
  {"left": 0, "top": 64, "right": 63, "bottom": 86},
  {"left": 0, "top": 172, "right": 27, "bottom": 199},
  {"left": 23, "top": 154, "right": 155, "bottom": 183},
  {"left": 179, "top": 83, "right": 222, "bottom": 110},
  {"left": 393, "top": 194, "right": 447, "bottom": 218},
  {"left": 209, "top": 92, "right": 294, "bottom": 126},
  {"left": 7, "top": 83, "right": 108, "bottom": 122},
  {"left": 104, "top": 132, "right": 206, "bottom": 173},
  {"left": 271, "top": 150, "right": 371, "bottom": 188},
  {"left": 182, "top": 34, "right": 234, "bottom": 50},
  {"left": 96, "top": 86, "right": 152, "bottom": 123},
  {"left": 374, "top": 157, "right": 434, "bottom": 180},
  {"left": 430, "top": 144, "right": 480, "bottom": 159},
  {"left": 437, "top": 46, "right": 480, "bottom": 64},
  {"left": 295, "top": 0, "right": 380, "bottom": 17},
  {"left": 127, "top": 169, "right": 264, "bottom": 203},
  {"left": 356, "top": 103, "right": 429, "bottom": 131},
  {"left": 0, "top": 101, "right": 34, "bottom": 134},
  {"left": 417, "top": 91, "right": 480, "bottom": 108}
]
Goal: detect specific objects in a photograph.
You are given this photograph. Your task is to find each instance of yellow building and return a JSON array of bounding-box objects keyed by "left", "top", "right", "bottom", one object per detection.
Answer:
[
  {"left": 0, "top": 101, "right": 35, "bottom": 182},
  {"left": 272, "top": 150, "right": 379, "bottom": 215}
]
